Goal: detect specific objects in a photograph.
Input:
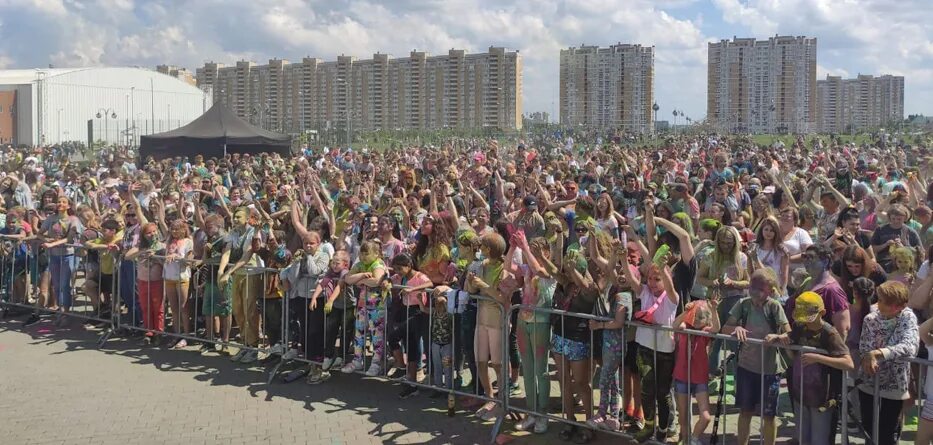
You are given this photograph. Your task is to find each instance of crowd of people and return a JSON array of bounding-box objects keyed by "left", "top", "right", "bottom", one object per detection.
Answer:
[{"left": 1, "top": 132, "right": 932, "bottom": 445}]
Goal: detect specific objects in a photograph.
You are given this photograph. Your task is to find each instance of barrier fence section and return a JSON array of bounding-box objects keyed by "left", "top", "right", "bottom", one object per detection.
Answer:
[{"left": 1, "top": 241, "right": 932, "bottom": 445}]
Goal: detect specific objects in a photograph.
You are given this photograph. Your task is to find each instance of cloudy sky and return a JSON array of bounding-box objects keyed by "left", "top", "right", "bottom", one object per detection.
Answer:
[{"left": 0, "top": 0, "right": 930, "bottom": 121}]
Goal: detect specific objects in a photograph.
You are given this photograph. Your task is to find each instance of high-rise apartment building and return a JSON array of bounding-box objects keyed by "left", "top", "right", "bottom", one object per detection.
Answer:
[
  {"left": 189, "top": 47, "right": 522, "bottom": 132},
  {"left": 156, "top": 65, "right": 196, "bottom": 86},
  {"left": 817, "top": 74, "right": 905, "bottom": 133},
  {"left": 707, "top": 36, "right": 817, "bottom": 133},
  {"left": 559, "top": 44, "right": 654, "bottom": 133}
]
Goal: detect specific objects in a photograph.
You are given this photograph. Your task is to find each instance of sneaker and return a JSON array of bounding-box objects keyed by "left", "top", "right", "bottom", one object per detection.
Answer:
[
  {"left": 633, "top": 424, "right": 655, "bottom": 443},
  {"left": 387, "top": 367, "right": 406, "bottom": 379},
  {"left": 533, "top": 416, "right": 549, "bottom": 434},
  {"left": 341, "top": 360, "right": 363, "bottom": 374},
  {"left": 399, "top": 384, "right": 420, "bottom": 399},
  {"left": 282, "top": 348, "right": 299, "bottom": 360},
  {"left": 22, "top": 313, "right": 41, "bottom": 327},
  {"left": 306, "top": 365, "right": 322, "bottom": 384},
  {"left": 480, "top": 404, "right": 503, "bottom": 421},
  {"left": 269, "top": 343, "right": 284, "bottom": 355},
  {"left": 365, "top": 363, "right": 382, "bottom": 377},
  {"left": 586, "top": 414, "right": 607, "bottom": 429},
  {"left": 516, "top": 415, "right": 537, "bottom": 432},
  {"left": 230, "top": 349, "right": 247, "bottom": 362},
  {"left": 321, "top": 357, "right": 334, "bottom": 370},
  {"left": 172, "top": 339, "right": 188, "bottom": 349},
  {"left": 308, "top": 370, "right": 331, "bottom": 385},
  {"left": 509, "top": 382, "right": 522, "bottom": 397},
  {"left": 600, "top": 417, "right": 620, "bottom": 431},
  {"left": 239, "top": 350, "right": 259, "bottom": 364},
  {"left": 689, "top": 438, "right": 702, "bottom": 445},
  {"left": 331, "top": 357, "right": 344, "bottom": 369},
  {"left": 626, "top": 417, "right": 645, "bottom": 433}
]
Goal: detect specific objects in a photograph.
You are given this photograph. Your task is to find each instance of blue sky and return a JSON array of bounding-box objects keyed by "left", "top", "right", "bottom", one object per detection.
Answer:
[{"left": 0, "top": 0, "right": 929, "bottom": 122}]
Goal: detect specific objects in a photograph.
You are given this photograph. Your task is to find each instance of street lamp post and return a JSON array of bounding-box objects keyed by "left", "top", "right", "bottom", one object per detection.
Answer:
[
  {"left": 652, "top": 102, "right": 659, "bottom": 135},
  {"left": 96, "top": 108, "right": 117, "bottom": 145}
]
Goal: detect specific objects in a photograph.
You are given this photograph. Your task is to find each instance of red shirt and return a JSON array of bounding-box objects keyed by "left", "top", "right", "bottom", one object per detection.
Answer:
[{"left": 673, "top": 331, "right": 711, "bottom": 385}]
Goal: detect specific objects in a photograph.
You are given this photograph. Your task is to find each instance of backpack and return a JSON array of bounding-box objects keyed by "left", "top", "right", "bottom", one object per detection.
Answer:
[{"left": 735, "top": 297, "right": 790, "bottom": 369}]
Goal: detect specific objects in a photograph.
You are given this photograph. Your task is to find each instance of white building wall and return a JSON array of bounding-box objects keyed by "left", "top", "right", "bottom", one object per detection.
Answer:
[{"left": 14, "top": 67, "right": 207, "bottom": 146}]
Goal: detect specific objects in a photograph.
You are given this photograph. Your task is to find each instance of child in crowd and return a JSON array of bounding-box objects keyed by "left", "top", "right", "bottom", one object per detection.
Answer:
[
  {"left": 319, "top": 250, "right": 354, "bottom": 376},
  {"left": 767, "top": 291, "right": 853, "bottom": 445},
  {"left": 388, "top": 252, "right": 432, "bottom": 398},
  {"left": 84, "top": 218, "right": 122, "bottom": 320},
  {"left": 721, "top": 268, "right": 790, "bottom": 445},
  {"left": 857, "top": 281, "right": 919, "bottom": 445},
  {"left": 342, "top": 240, "right": 388, "bottom": 376},
  {"left": 125, "top": 222, "right": 165, "bottom": 345},
  {"left": 306, "top": 250, "right": 351, "bottom": 384},
  {"left": 163, "top": 219, "right": 194, "bottom": 348},
  {"left": 258, "top": 231, "right": 290, "bottom": 358},
  {"left": 420, "top": 292, "right": 453, "bottom": 396},
  {"left": 672, "top": 299, "right": 720, "bottom": 445}
]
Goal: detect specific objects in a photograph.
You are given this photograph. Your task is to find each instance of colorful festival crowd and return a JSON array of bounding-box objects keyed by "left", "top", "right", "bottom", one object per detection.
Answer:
[{"left": 1, "top": 133, "right": 933, "bottom": 445}]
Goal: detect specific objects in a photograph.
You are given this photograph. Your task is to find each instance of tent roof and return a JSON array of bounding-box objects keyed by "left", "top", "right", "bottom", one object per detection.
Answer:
[{"left": 143, "top": 102, "right": 290, "bottom": 142}]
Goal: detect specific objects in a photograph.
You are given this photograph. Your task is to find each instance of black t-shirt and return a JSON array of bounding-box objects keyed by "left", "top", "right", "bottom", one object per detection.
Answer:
[
  {"left": 615, "top": 189, "right": 646, "bottom": 219},
  {"left": 672, "top": 257, "right": 697, "bottom": 314},
  {"left": 870, "top": 224, "right": 921, "bottom": 272}
]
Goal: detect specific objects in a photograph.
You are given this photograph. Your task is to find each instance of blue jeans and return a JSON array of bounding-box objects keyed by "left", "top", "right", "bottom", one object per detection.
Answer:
[
  {"left": 119, "top": 260, "right": 141, "bottom": 326},
  {"left": 49, "top": 255, "right": 75, "bottom": 309}
]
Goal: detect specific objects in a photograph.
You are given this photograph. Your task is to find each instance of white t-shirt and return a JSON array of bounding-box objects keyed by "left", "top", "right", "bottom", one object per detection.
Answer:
[
  {"left": 782, "top": 227, "right": 813, "bottom": 259},
  {"left": 162, "top": 238, "right": 194, "bottom": 280},
  {"left": 635, "top": 285, "right": 678, "bottom": 353},
  {"left": 757, "top": 247, "right": 787, "bottom": 290}
]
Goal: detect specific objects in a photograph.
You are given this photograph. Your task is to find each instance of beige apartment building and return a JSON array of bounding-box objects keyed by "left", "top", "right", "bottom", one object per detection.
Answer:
[
  {"left": 817, "top": 74, "right": 905, "bottom": 133},
  {"left": 156, "top": 65, "right": 196, "bottom": 86},
  {"left": 192, "top": 47, "right": 522, "bottom": 132},
  {"left": 708, "top": 36, "right": 817, "bottom": 133},
  {"left": 559, "top": 44, "right": 654, "bottom": 133}
]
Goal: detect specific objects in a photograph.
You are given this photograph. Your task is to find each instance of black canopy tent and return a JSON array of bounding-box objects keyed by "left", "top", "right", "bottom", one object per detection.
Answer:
[{"left": 139, "top": 103, "right": 292, "bottom": 161}]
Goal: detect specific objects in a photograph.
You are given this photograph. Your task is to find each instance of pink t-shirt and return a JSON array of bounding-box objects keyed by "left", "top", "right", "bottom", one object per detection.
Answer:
[{"left": 392, "top": 271, "right": 431, "bottom": 307}]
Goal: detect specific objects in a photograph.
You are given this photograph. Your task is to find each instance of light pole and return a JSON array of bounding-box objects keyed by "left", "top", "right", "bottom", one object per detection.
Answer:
[
  {"left": 57, "top": 108, "right": 62, "bottom": 143},
  {"left": 652, "top": 102, "right": 659, "bottom": 135},
  {"left": 167, "top": 104, "right": 172, "bottom": 130},
  {"left": 96, "top": 108, "right": 117, "bottom": 145}
]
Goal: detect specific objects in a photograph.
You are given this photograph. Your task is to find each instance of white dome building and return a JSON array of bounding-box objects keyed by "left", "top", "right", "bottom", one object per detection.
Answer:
[{"left": 0, "top": 67, "right": 209, "bottom": 146}]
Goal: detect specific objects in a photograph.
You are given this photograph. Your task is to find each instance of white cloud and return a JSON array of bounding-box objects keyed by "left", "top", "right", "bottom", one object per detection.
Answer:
[{"left": 0, "top": 0, "right": 929, "bottom": 119}]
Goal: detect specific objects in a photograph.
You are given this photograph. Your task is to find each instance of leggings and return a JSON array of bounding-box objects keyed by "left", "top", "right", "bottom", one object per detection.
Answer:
[
  {"left": 858, "top": 390, "right": 903, "bottom": 445},
  {"left": 456, "top": 308, "right": 479, "bottom": 393},
  {"left": 517, "top": 320, "right": 551, "bottom": 412},
  {"left": 304, "top": 300, "right": 326, "bottom": 361},
  {"left": 325, "top": 304, "right": 356, "bottom": 360},
  {"left": 261, "top": 298, "right": 284, "bottom": 347},
  {"left": 637, "top": 345, "right": 675, "bottom": 430},
  {"left": 389, "top": 306, "right": 428, "bottom": 366},
  {"left": 597, "top": 329, "right": 626, "bottom": 417},
  {"left": 352, "top": 305, "right": 386, "bottom": 365}
]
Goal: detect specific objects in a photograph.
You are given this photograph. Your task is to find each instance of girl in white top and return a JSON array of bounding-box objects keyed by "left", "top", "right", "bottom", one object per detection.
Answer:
[
  {"left": 750, "top": 216, "right": 789, "bottom": 302},
  {"left": 163, "top": 219, "right": 194, "bottom": 348}
]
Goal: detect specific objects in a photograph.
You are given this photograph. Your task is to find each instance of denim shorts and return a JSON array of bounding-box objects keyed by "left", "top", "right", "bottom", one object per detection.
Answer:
[
  {"left": 735, "top": 366, "right": 780, "bottom": 417},
  {"left": 673, "top": 379, "right": 709, "bottom": 395},
  {"left": 551, "top": 334, "right": 590, "bottom": 361}
]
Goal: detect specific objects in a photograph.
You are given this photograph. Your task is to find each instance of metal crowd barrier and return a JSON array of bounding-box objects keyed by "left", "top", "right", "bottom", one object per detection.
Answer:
[{"left": 2, "top": 242, "right": 931, "bottom": 445}]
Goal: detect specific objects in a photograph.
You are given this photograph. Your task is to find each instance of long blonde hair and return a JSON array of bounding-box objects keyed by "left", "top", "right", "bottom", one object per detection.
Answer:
[{"left": 710, "top": 225, "right": 746, "bottom": 280}]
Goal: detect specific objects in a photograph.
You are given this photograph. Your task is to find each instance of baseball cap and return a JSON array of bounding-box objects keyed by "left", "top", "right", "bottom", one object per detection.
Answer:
[
  {"left": 793, "top": 291, "right": 824, "bottom": 324},
  {"left": 523, "top": 195, "right": 538, "bottom": 208}
]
